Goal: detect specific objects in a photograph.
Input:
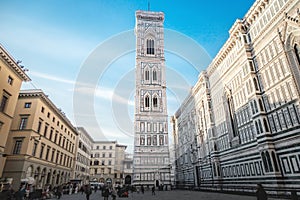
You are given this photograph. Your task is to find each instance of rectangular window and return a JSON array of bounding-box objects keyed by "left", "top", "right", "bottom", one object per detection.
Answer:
[
  {"left": 7, "top": 76, "right": 13, "bottom": 85},
  {"left": 24, "top": 102, "right": 31, "bottom": 108},
  {"left": 37, "top": 120, "right": 42, "bottom": 133},
  {"left": 0, "top": 95, "right": 8, "bottom": 112},
  {"left": 19, "top": 116, "right": 28, "bottom": 130},
  {"left": 51, "top": 149, "right": 55, "bottom": 162},
  {"left": 102, "top": 153, "right": 105, "bottom": 158},
  {"left": 41, "top": 107, "right": 45, "bottom": 113},
  {"left": 40, "top": 144, "right": 45, "bottom": 159},
  {"left": 103, "top": 146, "right": 106, "bottom": 150},
  {"left": 32, "top": 141, "right": 38, "bottom": 156},
  {"left": 13, "top": 139, "right": 23, "bottom": 154},
  {"left": 45, "top": 146, "right": 50, "bottom": 161},
  {"left": 44, "top": 124, "right": 48, "bottom": 137}
]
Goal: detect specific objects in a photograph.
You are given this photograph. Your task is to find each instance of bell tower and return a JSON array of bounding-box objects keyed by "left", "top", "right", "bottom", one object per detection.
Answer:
[{"left": 133, "top": 10, "right": 171, "bottom": 187}]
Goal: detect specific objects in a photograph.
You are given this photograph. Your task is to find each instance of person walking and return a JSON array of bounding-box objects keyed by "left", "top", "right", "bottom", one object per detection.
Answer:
[
  {"left": 256, "top": 183, "right": 268, "bottom": 200},
  {"left": 102, "top": 187, "right": 109, "bottom": 200},
  {"left": 151, "top": 185, "right": 155, "bottom": 195},
  {"left": 141, "top": 185, "right": 144, "bottom": 194},
  {"left": 111, "top": 188, "right": 117, "bottom": 200},
  {"left": 85, "top": 185, "right": 92, "bottom": 200},
  {"left": 56, "top": 185, "right": 63, "bottom": 199}
]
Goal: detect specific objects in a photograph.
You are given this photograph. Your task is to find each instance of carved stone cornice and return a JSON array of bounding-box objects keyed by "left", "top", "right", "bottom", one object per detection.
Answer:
[{"left": 0, "top": 44, "right": 31, "bottom": 82}]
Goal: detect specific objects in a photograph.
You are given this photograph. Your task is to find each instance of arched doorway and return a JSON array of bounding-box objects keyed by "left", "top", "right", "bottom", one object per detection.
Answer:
[{"left": 125, "top": 175, "right": 131, "bottom": 185}]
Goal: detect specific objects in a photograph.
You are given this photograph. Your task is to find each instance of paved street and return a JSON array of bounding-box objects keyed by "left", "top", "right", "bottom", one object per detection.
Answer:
[{"left": 56, "top": 190, "right": 285, "bottom": 200}]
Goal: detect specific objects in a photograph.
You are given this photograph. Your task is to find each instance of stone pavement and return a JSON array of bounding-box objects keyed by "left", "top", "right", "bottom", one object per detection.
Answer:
[{"left": 56, "top": 190, "right": 286, "bottom": 200}]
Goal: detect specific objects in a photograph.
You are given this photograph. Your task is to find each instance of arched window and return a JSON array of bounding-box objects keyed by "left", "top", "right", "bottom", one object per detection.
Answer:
[
  {"left": 145, "top": 96, "right": 150, "bottom": 108},
  {"left": 258, "top": 119, "right": 263, "bottom": 133},
  {"left": 261, "top": 152, "right": 269, "bottom": 172},
  {"left": 153, "top": 96, "right": 158, "bottom": 108},
  {"left": 254, "top": 100, "right": 258, "bottom": 113},
  {"left": 294, "top": 44, "right": 300, "bottom": 64},
  {"left": 253, "top": 78, "right": 259, "bottom": 91},
  {"left": 147, "top": 39, "right": 154, "bottom": 55},
  {"left": 263, "top": 118, "right": 270, "bottom": 132},
  {"left": 259, "top": 99, "right": 264, "bottom": 111},
  {"left": 266, "top": 151, "right": 274, "bottom": 172},
  {"left": 255, "top": 121, "right": 260, "bottom": 134},
  {"left": 153, "top": 70, "right": 157, "bottom": 81},
  {"left": 145, "top": 70, "right": 150, "bottom": 81},
  {"left": 94, "top": 160, "right": 99, "bottom": 165},
  {"left": 249, "top": 61, "right": 255, "bottom": 71},
  {"left": 271, "top": 151, "right": 279, "bottom": 172},
  {"left": 250, "top": 102, "right": 254, "bottom": 115}
]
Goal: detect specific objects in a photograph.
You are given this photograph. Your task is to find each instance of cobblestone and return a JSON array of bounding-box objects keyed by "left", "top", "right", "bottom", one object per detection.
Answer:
[{"left": 55, "top": 190, "right": 286, "bottom": 200}]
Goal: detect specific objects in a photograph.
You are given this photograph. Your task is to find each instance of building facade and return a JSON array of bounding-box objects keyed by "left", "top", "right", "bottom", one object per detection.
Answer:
[
  {"left": 3, "top": 89, "right": 78, "bottom": 190},
  {"left": 73, "top": 127, "right": 93, "bottom": 184},
  {"left": 114, "top": 144, "right": 127, "bottom": 185},
  {"left": 90, "top": 141, "right": 127, "bottom": 185},
  {"left": 133, "top": 10, "right": 171, "bottom": 187},
  {"left": 0, "top": 44, "right": 30, "bottom": 179},
  {"left": 172, "top": 0, "right": 300, "bottom": 192},
  {"left": 123, "top": 153, "right": 133, "bottom": 185}
]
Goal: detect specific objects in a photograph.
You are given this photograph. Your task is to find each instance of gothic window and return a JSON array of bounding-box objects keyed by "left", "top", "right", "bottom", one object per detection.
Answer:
[
  {"left": 266, "top": 151, "right": 274, "bottom": 172},
  {"left": 147, "top": 135, "right": 151, "bottom": 145},
  {"left": 271, "top": 151, "right": 279, "bottom": 172},
  {"left": 294, "top": 44, "right": 300, "bottom": 65},
  {"left": 259, "top": 99, "right": 264, "bottom": 111},
  {"left": 153, "top": 135, "right": 157, "bottom": 145},
  {"left": 159, "top": 135, "right": 164, "bottom": 145},
  {"left": 254, "top": 100, "right": 258, "bottom": 113},
  {"left": 147, "top": 39, "right": 154, "bottom": 55},
  {"left": 258, "top": 119, "right": 263, "bottom": 133},
  {"left": 255, "top": 121, "right": 260, "bottom": 134},
  {"left": 153, "top": 96, "right": 158, "bottom": 108},
  {"left": 261, "top": 152, "right": 269, "bottom": 172},
  {"left": 145, "top": 95, "right": 150, "bottom": 108},
  {"left": 145, "top": 70, "right": 150, "bottom": 81},
  {"left": 253, "top": 78, "right": 259, "bottom": 91},
  {"left": 153, "top": 70, "right": 157, "bottom": 81},
  {"left": 140, "top": 136, "right": 145, "bottom": 145},
  {"left": 263, "top": 118, "right": 270, "bottom": 132}
]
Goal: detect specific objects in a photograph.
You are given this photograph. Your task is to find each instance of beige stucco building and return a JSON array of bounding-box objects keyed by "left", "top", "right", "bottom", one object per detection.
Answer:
[
  {"left": 172, "top": 0, "right": 300, "bottom": 193},
  {"left": 73, "top": 127, "right": 93, "bottom": 184},
  {"left": 0, "top": 44, "right": 30, "bottom": 179},
  {"left": 90, "top": 141, "right": 127, "bottom": 185},
  {"left": 3, "top": 89, "right": 78, "bottom": 189}
]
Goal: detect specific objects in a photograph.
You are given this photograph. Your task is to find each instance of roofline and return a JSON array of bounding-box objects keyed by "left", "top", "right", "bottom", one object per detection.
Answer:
[
  {"left": 0, "top": 43, "right": 31, "bottom": 82},
  {"left": 19, "top": 89, "right": 78, "bottom": 135}
]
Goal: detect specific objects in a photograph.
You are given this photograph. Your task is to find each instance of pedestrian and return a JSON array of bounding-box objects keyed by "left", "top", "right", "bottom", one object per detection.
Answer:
[
  {"left": 56, "top": 185, "right": 63, "bottom": 199},
  {"left": 141, "top": 185, "right": 144, "bottom": 194},
  {"left": 256, "top": 183, "right": 267, "bottom": 200},
  {"left": 102, "top": 187, "right": 110, "bottom": 200},
  {"left": 15, "top": 184, "right": 26, "bottom": 200},
  {"left": 111, "top": 188, "right": 117, "bottom": 200},
  {"left": 85, "top": 185, "right": 92, "bottom": 200},
  {"left": 291, "top": 191, "right": 298, "bottom": 200},
  {"left": 80, "top": 185, "right": 84, "bottom": 194},
  {"left": 152, "top": 185, "right": 155, "bottom": 195}
]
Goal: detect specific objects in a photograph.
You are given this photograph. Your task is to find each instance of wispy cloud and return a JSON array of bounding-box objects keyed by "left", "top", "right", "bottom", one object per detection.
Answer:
[{"left": 30, "top": 71, "right": 76, "bottom": 85}]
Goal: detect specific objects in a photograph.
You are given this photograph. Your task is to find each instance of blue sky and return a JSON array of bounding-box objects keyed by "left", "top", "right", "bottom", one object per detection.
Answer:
[{"left": 0, "top": 0, "right": 255, "bottom": 153}]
